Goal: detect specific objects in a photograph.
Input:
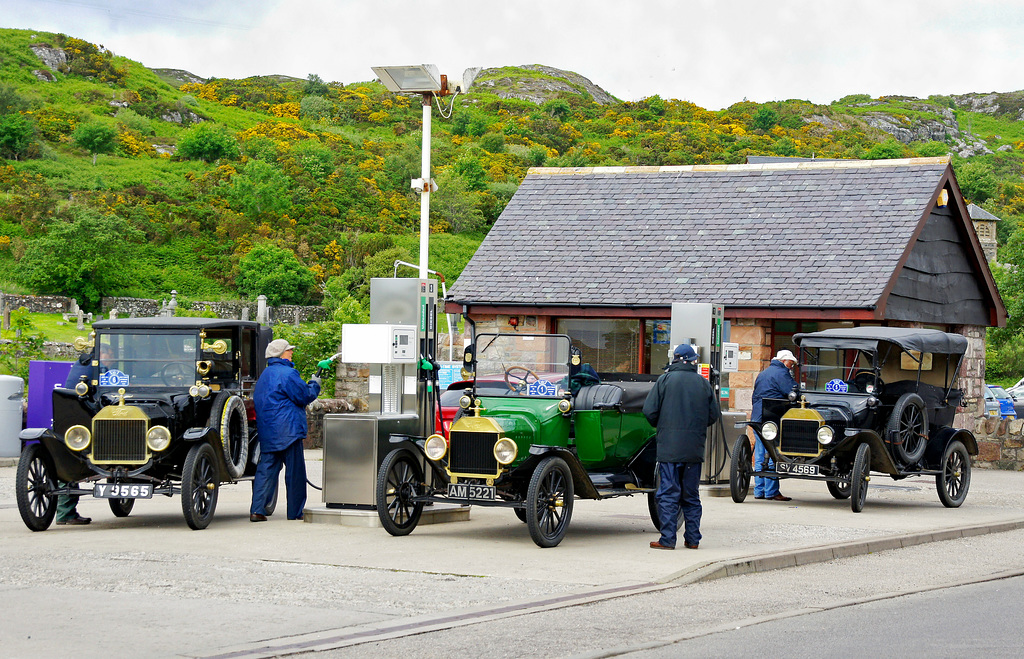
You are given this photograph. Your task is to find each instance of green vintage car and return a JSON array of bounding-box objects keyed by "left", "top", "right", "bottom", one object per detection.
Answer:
[{"left": 376, "top": 332, "right": 661, "bottom": 547}]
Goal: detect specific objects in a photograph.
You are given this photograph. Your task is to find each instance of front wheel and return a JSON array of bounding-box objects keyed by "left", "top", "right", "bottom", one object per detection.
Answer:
[
  {"left": 181, "top": 442, "right": 219, "bottom": 530},
  {"left": 729, "top": 437, "right": 752, "bottom": 503},
  {"left": 936, "top": 440, "right": 971, "bottom": 508},
  {"left": 850, "top": 443, "right": 871, "bottom": 513},
  {"left": 526, "top": 456, "right": 574, "bottom": 547},
  {"left": 376, "top": 449, "right": 425, "bottom": 536},
  {"left": 16, "top": 443, "right": 57, "bottom": 532}
]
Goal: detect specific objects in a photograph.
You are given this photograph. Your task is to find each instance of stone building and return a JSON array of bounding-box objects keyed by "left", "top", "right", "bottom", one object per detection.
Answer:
[
  {"left": 967, "top": 203, "right": 1001, "bottom": 263},
  {"left": 447, "top": 157, "right": 1019, "bottom": 466}
]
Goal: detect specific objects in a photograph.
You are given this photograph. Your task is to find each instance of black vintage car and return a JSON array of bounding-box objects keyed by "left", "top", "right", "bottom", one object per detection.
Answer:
[
  {"left": 729, "top": 327, "right": 978, "bottom": 512},
  {"left": 17, "top": 317, "right": 273, "bottom": 531}
]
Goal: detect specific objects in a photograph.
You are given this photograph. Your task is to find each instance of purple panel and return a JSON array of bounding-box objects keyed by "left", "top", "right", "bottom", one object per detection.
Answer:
[{"left": 27, "top": 361, "right": 74, "bottom": 429}]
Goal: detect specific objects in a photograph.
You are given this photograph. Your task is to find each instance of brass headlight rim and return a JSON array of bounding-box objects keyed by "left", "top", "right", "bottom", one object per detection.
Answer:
[
  {"left": 761, "top": 421, "right": 778, "bottom": 441},
  {"left": 64, "top": 425, "right": 91, "bottom": 452},
  {"left": 146, "top": 425, "right": 172, "bottom": 452},
  {"left": 493, "top": 438, "right": 518, "bottom": 465},
  {"left": 424, "top": 433, "right": 448, "bottom": 461}
]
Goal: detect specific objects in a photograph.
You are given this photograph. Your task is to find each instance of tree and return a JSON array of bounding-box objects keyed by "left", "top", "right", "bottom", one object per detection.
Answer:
[
  {"left": 0, "top": 114, "right": 36, "bottom": 160},
  {"left": 434, "top": 171, "right": 485, "bottom": 233},
  {"left": 542, "top": 98, "right": 571, "bottom": 120},
  {"left": 0, "top": 307, "right": 45, "bottom": 381},
  {"left": 303, "top": 73, "right": 329, "bottom": 97},
  {"left": 236, "top": 243, "right": 315, "bottom": 305},
  {"left": 751, "top": 107, "right": 778, "bottom": 132},
  {"left": 955, "top": 160, "right": 998, "bottom": 204},
  {"left": 177, "top": 123, "right": 239, "bottom": 162},
  {"left": 72, "top": 122, "right": 116, "bottom": 165},
  {"left": 17, "top": 207, "right": 144, "bottom": 309},
  {"left": 224, "top": 159, "right": 292, "bottom": 219},
  {"left": 865, "top": 139, "right": 905, "bottom": 160},
  {"left": 0, "top": 84, "right": 30, "bottom": 116},
  {"left": 300, "top": 94, "right": 334, "bottom": 122}
]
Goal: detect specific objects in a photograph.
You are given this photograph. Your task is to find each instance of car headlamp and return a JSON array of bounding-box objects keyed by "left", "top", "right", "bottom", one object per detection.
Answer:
[
  {"left": 146, "top": 425, "right": 171, "bottom": 452},
  {"left": 424, "top": 433, "right": 447, "bottom": 461},
  {"left": 557, "top": 399, "right": 572, "bottom": 414},
  {"left": 64, "top": 425, "right": 91, "bottom": 451},
  {"left": 493, "top": 438, "right": 518, "bottom": 465},
  {"left": 74, "top": 381, "right": 89, "bottom": 397},
  {"left": 189, "top": 384, "right": 211, "bottom": 399},
  {"left": 459, "top": 395, "right": 472, "bottom": 409},
  {"left": 816, "top": 425, "right": 835, "bottom": 445},
  {"left": 761, "top": 422, "right": 778, "bottom": 441}
]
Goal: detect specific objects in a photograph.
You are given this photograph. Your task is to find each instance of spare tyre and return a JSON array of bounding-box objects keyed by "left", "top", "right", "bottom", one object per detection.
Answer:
[
  {"left": 209, "top": 394, "right": 249, "bottom": 479},
  {"left": 887, "top": 392, "right": 928, "bottom": 465}
]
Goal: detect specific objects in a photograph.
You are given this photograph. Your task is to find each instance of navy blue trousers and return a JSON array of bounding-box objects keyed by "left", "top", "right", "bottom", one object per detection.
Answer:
[
  {"left": 656, "top": 461, "right": 702, "bottom": 548},
  {"left": 250, "top": 439, "right": 307, "bottom": 520}
]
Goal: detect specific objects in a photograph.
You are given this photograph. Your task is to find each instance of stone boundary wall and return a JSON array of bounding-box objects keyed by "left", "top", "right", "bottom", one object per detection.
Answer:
[
  {"left": 101, "top": 296, "right": 328, "bottom": 323},
  {"left": 0, "top": 293, "right": 73, "bottom": 314}
]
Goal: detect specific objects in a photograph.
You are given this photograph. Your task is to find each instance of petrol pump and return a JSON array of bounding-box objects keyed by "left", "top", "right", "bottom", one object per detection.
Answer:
[
  {"left": 668, "top": 302, "right": 744, "bottom": 484},
  {"left": 321, "top": 277, "right": 439, "bottom": 508}
]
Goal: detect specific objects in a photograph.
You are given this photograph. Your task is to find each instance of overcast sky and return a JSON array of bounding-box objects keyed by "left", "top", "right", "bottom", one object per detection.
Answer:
[{"left": 4, "top": 0, "right": 1024, "bottom": 110}]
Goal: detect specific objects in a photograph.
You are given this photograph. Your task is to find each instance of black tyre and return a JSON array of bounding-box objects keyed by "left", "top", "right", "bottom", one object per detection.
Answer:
[
  {"left": 513, "top": 507, "right": 528, "bottom": 523},
  {"left": 210, "top": 394, "right": 249, "bottom": 479},
  {"left": 730, "top": 436, "right": 752, "bottom": 503},
  {"left": 376, "top": 449, "right": 425, "bottom": 536},
  {"left": 648, "top": 463, "right": 687, "bottom": 531},
  {"left": 887, "top": 393, "right": 928, "bottom": 465},
  {"left": 850, "top": 443, "right": 871, "bottom": 513},
  {"left": 826, "top": 469, "right": 852, "bottom": 500},
  {"left": 181, "top": 442, "right": 219, "bottom": 530},
  {"left": 936, "top": 440, "right": 971, "bottom": 508},
  {"left": 108, "top": 497, "right": 135, "bottom": 517},
  {"left": 16, "top": 443, "right": 57, "bottom": 532},
  {"left": 526, "top": 456, "right": 574, "bottom": 548}
]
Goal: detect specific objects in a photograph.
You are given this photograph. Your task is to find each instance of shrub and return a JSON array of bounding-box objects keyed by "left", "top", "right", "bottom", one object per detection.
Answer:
[
  {"left": 177, "top": 123, "right": 239, "bottom": 162},
  {"left": 72, "top": 121, "right": 117, "bottom": 164},
  {"left": 237, "top": 242, "right": 315, "bottom": 305}
]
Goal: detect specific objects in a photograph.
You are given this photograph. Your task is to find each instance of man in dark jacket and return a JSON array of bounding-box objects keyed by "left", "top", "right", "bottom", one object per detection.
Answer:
[
  {"left": 642, "top": 343, "right": 720, "bottom": 550},
  {"left": 751, "top": 349, "right": 799, "bottom": 501},
  {"left": 250, "top": 339, "right": 321, "bottom": 522},
  {"left": 56, "top": 351, "right": 96, "bottom": 525}
]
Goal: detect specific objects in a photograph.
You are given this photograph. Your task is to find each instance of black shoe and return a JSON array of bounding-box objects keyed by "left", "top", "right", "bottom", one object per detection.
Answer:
[
  {"left": 57, "top": 515, "right": 91, "bottom": 525},
  {"left": 650, "top": 541, "right": 675, "bottom": 550},
  {"left": 250, "top": 513, "right": 267, "bottom": 522},
  {"left": 754, "top": 494, "right": 765, "bottom": 499}
]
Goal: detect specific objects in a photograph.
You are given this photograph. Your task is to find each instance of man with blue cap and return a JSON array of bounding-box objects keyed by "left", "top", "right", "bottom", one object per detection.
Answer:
[{"left": 642, "top": 343, "right": 721, "bottom": 550}]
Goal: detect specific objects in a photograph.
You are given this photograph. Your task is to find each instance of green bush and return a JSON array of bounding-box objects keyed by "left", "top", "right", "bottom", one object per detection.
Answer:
[
  {"left": 271, "top": 321, "right": 342, "bottom": 397},
  {"left": 237, "top": 242, "right": 315, "bottom": 305},
  {"left": 177, "top": 123, "right": 239, "bottom": 162}
]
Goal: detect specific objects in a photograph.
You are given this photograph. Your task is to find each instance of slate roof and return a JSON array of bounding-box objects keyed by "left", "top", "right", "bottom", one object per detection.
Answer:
[
  {"left": 449, "top": 158, "right": 956, "bottom": 310},
  {"left": 967, "top": 203, "right": 1001, "bottom": 222}
]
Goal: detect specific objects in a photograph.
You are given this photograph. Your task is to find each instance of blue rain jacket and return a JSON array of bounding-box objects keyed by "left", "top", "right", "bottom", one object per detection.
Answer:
[
  {"left": 751, "top": 359, "right": 798, "bottom": 422},
  {"left": 253, "top": 357, "right": 321, "bottom": 452}
]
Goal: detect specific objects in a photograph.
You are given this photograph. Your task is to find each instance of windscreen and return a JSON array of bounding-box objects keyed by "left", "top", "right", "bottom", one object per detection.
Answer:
[
  {"left": 98, "top": 332, "right": 197, "bottom": 387},
  {"left": 474, "top": 333, "right": 571, "bottom": 397},
  {"left": 799, "top": 347, "right": 875, "bottom": 394}
]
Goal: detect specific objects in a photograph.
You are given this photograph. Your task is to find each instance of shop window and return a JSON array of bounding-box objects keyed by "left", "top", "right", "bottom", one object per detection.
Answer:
[{"left": 556, "top": 319, "right": 642, "bottom": 373}]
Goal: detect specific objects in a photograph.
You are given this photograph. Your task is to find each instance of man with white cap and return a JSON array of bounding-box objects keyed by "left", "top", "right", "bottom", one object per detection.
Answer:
[
  {"left": 250, "top": 338, "right": 321, "bottom": 522},
  {"left": 750, "top": 349, "right": 799, "bottom": 501}
]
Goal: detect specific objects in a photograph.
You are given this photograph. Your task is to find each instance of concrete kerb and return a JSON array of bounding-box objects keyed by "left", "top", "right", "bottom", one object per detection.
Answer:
[{"left": 660, "top": 516, "right": 1024, "bottom": 585}]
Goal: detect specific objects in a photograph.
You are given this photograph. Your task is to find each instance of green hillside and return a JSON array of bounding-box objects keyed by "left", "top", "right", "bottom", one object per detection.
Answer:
[{"left": 4, "top": 27, "right": 1024, "bottom": 376}]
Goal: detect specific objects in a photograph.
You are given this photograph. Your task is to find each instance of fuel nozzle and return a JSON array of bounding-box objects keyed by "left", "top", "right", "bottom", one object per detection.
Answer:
[{"left": 316, "top": 352, "right": 343, "bottom": 377}]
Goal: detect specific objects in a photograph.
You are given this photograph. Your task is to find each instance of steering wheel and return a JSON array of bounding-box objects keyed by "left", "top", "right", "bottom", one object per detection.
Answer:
[
  {"left": 160, "top": 362, "right": 193, "bottom": 386},
  {"left": 852, "top": 370, "right": 884, "bottom": 394},
  {"left": 504, "top": 366, "right": 540, "bottom": 393}
]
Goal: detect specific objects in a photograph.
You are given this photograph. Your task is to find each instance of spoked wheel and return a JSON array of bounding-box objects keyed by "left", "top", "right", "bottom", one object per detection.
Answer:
[
  {"left": 826, "top": 468, "right": 852, "bottom": 500},
  {"left": 376, "top": 449, "right": 425, "bottom": 536},
  {"left": 850, "top": 443, "right": 871, "bottom": 513},
  {"left": 16, "top": 443, "right": 57, "bottom": 532},
  {"left": 730, "top": 436, "right": 753, "bottom": 503},
  {"left": 526, "top": 456, "right": 574, "bottom": 547},
  {"left": 888, "top": 393, "right": 928, "bottom": 465},
  {"left": 181, "top": 442, "right": 219, "bottom": 530},
  {"left": 936, "top": 440, "right": 971, "bottom": 508},
  {"left": 648, "top": 463, "right": 687, "bottom": 531}
]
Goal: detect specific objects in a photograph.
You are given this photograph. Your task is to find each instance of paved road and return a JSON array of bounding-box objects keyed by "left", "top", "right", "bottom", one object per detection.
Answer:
[{"left": 2, "top": 451, "right": 1024, "bottom": 658}]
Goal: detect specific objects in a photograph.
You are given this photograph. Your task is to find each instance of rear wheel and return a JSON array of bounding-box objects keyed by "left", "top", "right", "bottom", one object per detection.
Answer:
[
  {"left": 108, "top": 497, "right": 135, "bottom": 517},
  {"left": 526, "top": 456, "right": 574, "bottom": 547},
  {"left": 16, "top": 443, "right": 57, "bottom": 532},
  {"left": 826, "top": 471, "right": 852, "bottom": 500},
  {"left": 850, "top": 443, "right": 871, "bottom": 513},
  {"left": 936, "top": 440, "right": 971, "bottom": 508},
  {"left": 376, "top": 449, "right": 425, "bottom": 536},
  {"left": 729, "top": 436, "right": 752, "bottom": 503},
  {"left": 888, "top": 393, "right": 928, "bottom": 465},
  {"left": 181, "top": 442, "right": 219, "bottom": 530}
]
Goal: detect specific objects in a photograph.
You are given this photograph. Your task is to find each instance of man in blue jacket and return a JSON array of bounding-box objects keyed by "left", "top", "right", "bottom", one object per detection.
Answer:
[
  {"left": 250, "top": 339, "right": 321, "bottom": 522},
  {"left": 642, "top": 343, "right": 721, "bottom": 550},
  {"left": 751, "top": 349, "right": 799, "bottom": 501}
]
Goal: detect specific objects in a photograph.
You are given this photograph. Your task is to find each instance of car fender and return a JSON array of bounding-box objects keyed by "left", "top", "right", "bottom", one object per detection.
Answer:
[
  {"left": 836, "top": 429, "right": 900, "bottom": 476},
  {"left": 924, "top": 426, "right": 979, "bottom": 467},
  {"left": 19, "top": 427, "right": 56, "bottom": 446},
  {"left": 519, "top": 445, "right": 600, "bottom": 499},
  {"left": 387, "top": 434, "right": 450, "bottom": 485}
]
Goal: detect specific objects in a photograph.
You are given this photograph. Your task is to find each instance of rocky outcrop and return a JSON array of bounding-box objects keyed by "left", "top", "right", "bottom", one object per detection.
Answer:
[
  {"left": 160, "top": 110, "right": 203, "bottom": 124},
  {"left": 477, "top": 65, "right": 617, "bottom": 106},
  {"left": 152, "top": 68, "right": 207, "bottom": 87},
  {"left": 951, "top": 91, "right": 1024, "bottom": 121},
  {"left": 30, "top": 44, "right": 66, "bottom": 72}
]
